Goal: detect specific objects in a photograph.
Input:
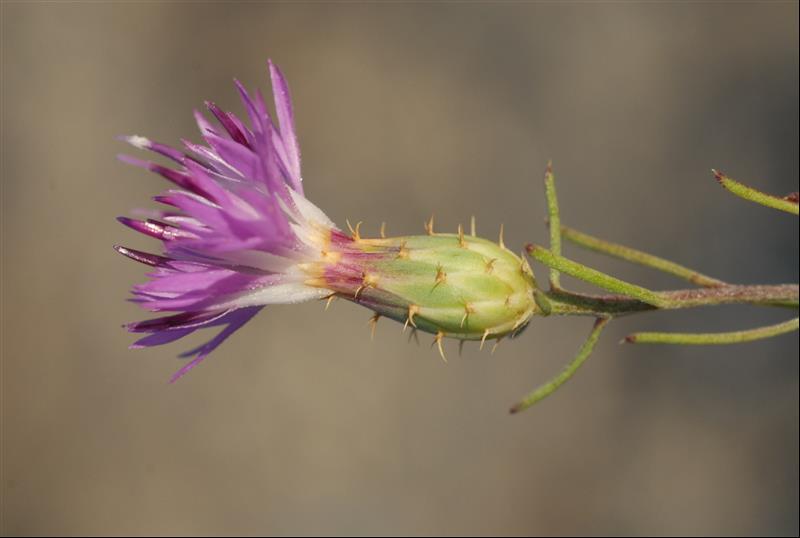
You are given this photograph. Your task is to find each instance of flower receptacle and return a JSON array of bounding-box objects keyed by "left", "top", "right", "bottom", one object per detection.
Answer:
[{"left": 305, "top": 231, "right": 539, "bottom": 342}]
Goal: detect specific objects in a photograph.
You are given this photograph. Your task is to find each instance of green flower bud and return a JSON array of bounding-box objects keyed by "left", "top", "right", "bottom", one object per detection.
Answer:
[{"left": 304, "top": 225, "right": 538, "bottom": 348}]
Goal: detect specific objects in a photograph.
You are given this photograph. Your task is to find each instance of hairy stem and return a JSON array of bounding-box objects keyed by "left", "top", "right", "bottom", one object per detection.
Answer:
[
  {"left": 713, "top": 170, "right": 799, "bottom": 215},
  {"left": 512, "top": 165, "right": 798, "bottom": 414},
  {"left": 528, "top": 245, "right": 799, "bottom": 313},
  {"left": 544, "top": 162, "right": 562, "bottom": 288},
  {"left": 544, "top": 284, "right": 799, "bottom": 317},
  {"left": 560, "top": 225, "right": 726, "bottom": 287},
  {"left": 658, "top": 285, "right": 799, "bottom": 309},
  {"left": 510, "top": 317, "right": 609, "bottom": 414},
  {"left": 544, "top": 289, "right": 654, "bottom": 317},
  {"left": 527, "top": 244, "right": 666, "bottom": 306},
  {"left": 625, "top": 318, "right": 799, "bottom": 345}
]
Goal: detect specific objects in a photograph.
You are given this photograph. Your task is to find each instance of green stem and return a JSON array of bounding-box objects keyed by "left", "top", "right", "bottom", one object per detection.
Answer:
[
  {"left": 545, "top": 289, "right": 655, "bottom": 317},
  {"left": 544, "top": 162, "right": 562, "bottom": 288},
  {"left": 527, "top": 244, "right": 666, "bottom": 306},
  {"left": 713, "top": 170, "right": 799, "bottom": 215},
  {"left": 528, "top": 245, "right": 799, "bottom": 313},
  {"left": 658, "top": 285, "right": 799, "bottom": 309},
  {"left": 559, "top": 226, "right": 793, "bottom": 308},
  {"left": 510, "top": 317, "right": 609, "bottom": 414},
  {"left": 625, "top": 317, "right": 799, "bottom": 345},
  {"left": 544, "top": 285, "right": 799, "bottom": 318},
  {"left": 533, "top": 289, "right": 553, "bottom": 315},
  {"left": 560, "top": 225, "right": 726, "bottom": 288}
]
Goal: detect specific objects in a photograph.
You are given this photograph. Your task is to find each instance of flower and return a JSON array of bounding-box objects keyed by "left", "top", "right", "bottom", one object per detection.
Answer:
[{"left": 117, "top": 60, "right": 537, "bottom": 381}]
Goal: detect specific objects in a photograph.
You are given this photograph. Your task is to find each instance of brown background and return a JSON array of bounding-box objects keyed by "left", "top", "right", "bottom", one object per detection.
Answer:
[{"left": 2, "top": 2, "right": 798, "bottom": 535}]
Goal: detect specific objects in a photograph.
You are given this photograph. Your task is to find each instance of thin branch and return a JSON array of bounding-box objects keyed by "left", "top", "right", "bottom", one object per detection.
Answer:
[
  {"left": 545, "top": 289, "right": 655, "bottom": 317},
  {"left": 560, "top": 225, "right": 726, "bottom": 288},
  {"left": 658, "top": 285, "right": 799, "bottom": 309},
  {"left": 713, "top": 170, "right": 799, "bottom": 216},
  {"left": 510, "top": 317, "right": 610, "bottom": 414},
  {"left": 543, "top": 162, "right": 562, "bottom": 288},
  {"left": 526, "top": 244, "right": 665, "bottom": 307},
  {"left": 528, "top": 245, "right": 798, "bottom": 313},
  {"left": 625, "top": 318, "right": 799, "bottom": 345}
]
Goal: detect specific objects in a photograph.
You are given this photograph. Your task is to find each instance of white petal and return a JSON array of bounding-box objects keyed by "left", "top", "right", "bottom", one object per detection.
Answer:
[
  {"left": 217, "top": 250, "right": 296, "bottom": 273},
  {"left": 287, "top": 187, "right": 337, "bottom": 229},
  {"left": 228, "top": 282, "right": 329, "bottom": 308}
]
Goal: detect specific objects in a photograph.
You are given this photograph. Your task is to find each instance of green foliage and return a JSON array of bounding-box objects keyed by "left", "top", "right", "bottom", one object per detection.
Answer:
[{"left": 510, "top": 166, "right": 799, "bottom": 414}]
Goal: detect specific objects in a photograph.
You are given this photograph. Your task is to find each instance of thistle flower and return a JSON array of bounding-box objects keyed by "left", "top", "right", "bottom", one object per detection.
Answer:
[
  {"left": 117, "top": 60, "right": 538, "bottom": 381},
  {"left": 117, "top": 61, "right": 796, "bottom": 412}
]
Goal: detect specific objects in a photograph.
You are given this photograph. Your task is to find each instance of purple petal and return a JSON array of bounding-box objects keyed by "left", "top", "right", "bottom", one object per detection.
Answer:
[
  {"left": 169, "top": 306, "right": 262, "bottom": 382},
  {"left": 268, "top": 60, "right": 302, "bottom": 191},
  {"left": 130, "top": 328, "right": 197, "bottom": 348},
  {"left": 194, "top": 109, "right": 218, "bottom": 138},
  {"left": 234, "top": 79, "right": 266, "bottom": 134},
  {"left": 117, "top": 62, "right": 333, "bottom": 381},
  {"left": 117, "top": 217, "right": 195, "bottom": 241},
  {"left": 114, "top": 245, "right": 173, "bottom": 267},
  {"left": 134, "top": 268, "right": 256, "bottom": 296},
  {"left": 118, "top": 154, "right": 216, "bottom": 200},
  {"left": 202, "top": 134, "right": 259, "bottom": 180},
  {"left": 118, "top": 135, "right": 186, "bottom": 164},
  {"left": 127, "top": 309, "right": 233, "bottom": 333},
  {"left": 205, "top": 101, "right": 251, "bottom": 148}
]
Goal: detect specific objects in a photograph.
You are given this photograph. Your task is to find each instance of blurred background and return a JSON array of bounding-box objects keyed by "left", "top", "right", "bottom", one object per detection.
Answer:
[{"left": 1, "top": 2, "right": 798, "bottom": 535}]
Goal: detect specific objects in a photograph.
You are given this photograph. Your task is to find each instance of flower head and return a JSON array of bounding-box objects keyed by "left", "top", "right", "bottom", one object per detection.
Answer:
[{"left": 117, "top": 60, "right": 537, "bottom": 380}]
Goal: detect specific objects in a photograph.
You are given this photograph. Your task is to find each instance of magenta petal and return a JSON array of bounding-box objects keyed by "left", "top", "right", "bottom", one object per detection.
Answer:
[
  {"left": 194, "top": 109, "right": 218, "bottom": 139},
  {"left": 268, "top": 60, "right": 302, "bottom": 191},
  {"left": 169, "top": 306, "right": 262, "bottom": 383},
  {"left": 130, "top": 328, "right": 197, "bottom": 348},
  {"left": 114, "top": 245, "right": 173, "bottom": 267},
  {"left": 206, "top": 101, "right": 251, "bottom": 148},
  {"left": 116, "top": 61, "right": 332, "bottom": 380},
  {"left": 203, "top": 134, "right": 260, "bottom": 180},
  {"left": 118, "top": 216, "right": 163, "bottom": 240},
  {"left": 118, "top": 154, "right": 216, "bottom": 200},
  {"left": 117, "top": 217, "right": 194, "bottom": 241},
  {"left": 118, "top": 135, "right": 186, "bottom": 164},
  {"left": 234, "top": 79, "right": 265, "bottom": 134},
  {"left": 127, "top": 309, "right": 233, "bottom": 333}
]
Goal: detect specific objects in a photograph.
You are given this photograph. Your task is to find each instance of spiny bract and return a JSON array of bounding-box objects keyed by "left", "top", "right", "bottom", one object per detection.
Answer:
[{"left": 302, "top": 224, "right": 537, "bottom": 344}]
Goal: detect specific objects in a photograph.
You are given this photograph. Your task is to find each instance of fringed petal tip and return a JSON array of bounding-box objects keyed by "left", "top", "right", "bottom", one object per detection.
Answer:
[
  {"left": 114, "top": 245, "right": 170, "bottom": 267},
  {"left": 116, "top": 153, "right": 147, "bottom": 167},
  {"left": 118, "top": 135, "right": 187, "bottom": 164},
  {"left": 117, "top": 134, "right": 151, "bottom": 149},
  {"left": 115, "top": 61, "right": 335, "bottom": 381},
  {"left": 117, "top": 216, "right": 152, "bottom": 237},
  {"left": 167, "top": 307, "right": 263, "bottom": 383}
]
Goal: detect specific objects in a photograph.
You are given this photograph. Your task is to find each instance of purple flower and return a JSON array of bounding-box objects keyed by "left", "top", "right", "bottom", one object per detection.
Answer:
[
  {"left": 118, "top": 60, "right": 537, "bottom": 380},
  {"left": 117, "top": 61, "right": 347, "bottom": 381}
]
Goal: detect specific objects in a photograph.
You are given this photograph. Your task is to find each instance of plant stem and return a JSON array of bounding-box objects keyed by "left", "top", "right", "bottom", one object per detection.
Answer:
[
  {"left": 528, "top": 245, "right": 799, "bottom": 313},
  {"left": 513, "top": 165, "right": 798, "bottom": 414},
  {"left": 657, "top": 285, "right": 799, "bottom": 309},
  {"left": 544, "top": 285, "right": 799, "bottom": 317},
  {"left": 544, "top": 162, "right": 562, "bottom": 288},
  {"left": 560, "top": 225, "right": 726, "bottom": 287},
  {"left": 713, "top": 170, "right": 800, "bottom": 215},
  {"left": 527, "top": 244, "right": 666, "bottom": 306},
  {"left": 545, "top": 289, "right": 654, "bottom": 317},
  {"left": 625, "top": 318, "right": 799, "bottom": 345},
  {"left": 510, "top": 317, "right": 609, "bottom": 414},
  {"left": 558, "top": 226, "right": 793, "bottom": 308}
]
